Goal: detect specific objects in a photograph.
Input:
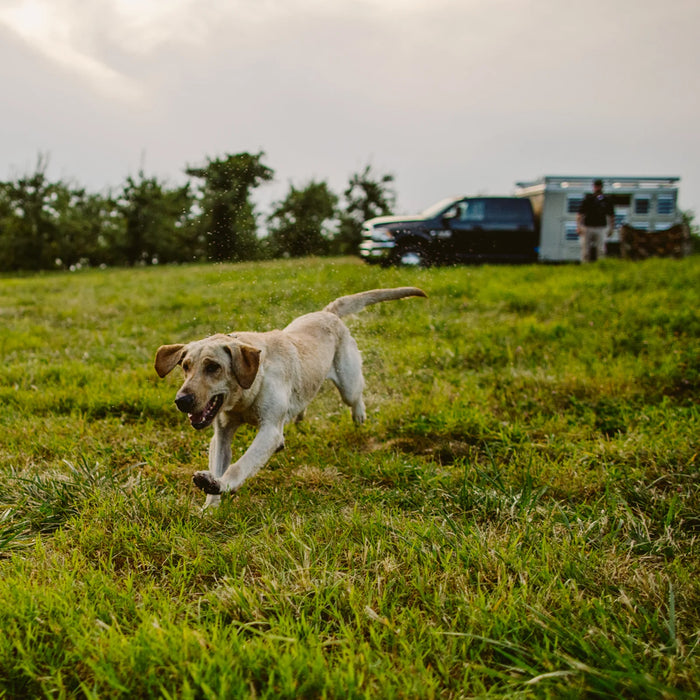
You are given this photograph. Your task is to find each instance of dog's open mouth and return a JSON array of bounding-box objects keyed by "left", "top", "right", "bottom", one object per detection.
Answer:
[{"left": 189, "top": 394, "right": 224, "bottom": 430}]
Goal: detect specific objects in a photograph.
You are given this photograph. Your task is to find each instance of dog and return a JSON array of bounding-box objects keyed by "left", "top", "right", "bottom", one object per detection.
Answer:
[{"left": 155, "top": 287, "right": 426, "bottom": 507}]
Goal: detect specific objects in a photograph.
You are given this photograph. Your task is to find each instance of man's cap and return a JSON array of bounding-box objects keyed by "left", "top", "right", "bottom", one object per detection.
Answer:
[{"left": 593, "top": 178, "right": 603, "bottom": 187}]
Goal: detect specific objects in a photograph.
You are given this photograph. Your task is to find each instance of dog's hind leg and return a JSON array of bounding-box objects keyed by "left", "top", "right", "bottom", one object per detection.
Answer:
[{"left": 328, "top": 334, "right": 366, "bottom": 425}]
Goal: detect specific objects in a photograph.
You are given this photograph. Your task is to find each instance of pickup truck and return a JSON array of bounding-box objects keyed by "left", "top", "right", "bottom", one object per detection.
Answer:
[{"left": 359, "top": 195, "right": 539, "bottom": 266}]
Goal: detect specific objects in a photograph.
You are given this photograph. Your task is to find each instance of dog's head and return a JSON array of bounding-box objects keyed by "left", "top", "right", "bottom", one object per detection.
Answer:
[{"left": 154, "top": 334, "right": 261, "bottom": 430}]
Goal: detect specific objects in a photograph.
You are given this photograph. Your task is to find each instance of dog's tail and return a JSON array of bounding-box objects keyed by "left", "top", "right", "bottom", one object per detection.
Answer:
[{"left": 323, "top": 287, "right": 427, "bottom": 317}]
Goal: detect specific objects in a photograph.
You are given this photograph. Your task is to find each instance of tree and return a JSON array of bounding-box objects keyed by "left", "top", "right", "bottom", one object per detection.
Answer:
[
  {"left": 336, "top": 164, "right": 396, "bottom": 255},
  {"left": 0, "top": 155, "right": 199, "bottom": 271},
  {"left": 47, "top": 187, "right": 121, "bottom": 269},
  {"left": 0, "top": 154, "right": 61, "bottom": 270},
  {"left": 186, "top": 152, "right": 274, "bottom": 262},
  {"left": 682, "top": 209, "right": 699, "bottom": 254},
  {"left": 0, "top": 154, "right": 118, "bottom": 271},
  {"left": 117, "top": 172, "right": 195, "bottom": 265},
  {"left": 266, "top": 180, "right": 338, "bottom": 258}
]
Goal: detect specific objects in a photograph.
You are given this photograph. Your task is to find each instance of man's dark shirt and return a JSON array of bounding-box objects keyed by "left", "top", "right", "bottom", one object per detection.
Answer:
[{"left": 578, "top": 193, "right": 614, "bottom": 227}]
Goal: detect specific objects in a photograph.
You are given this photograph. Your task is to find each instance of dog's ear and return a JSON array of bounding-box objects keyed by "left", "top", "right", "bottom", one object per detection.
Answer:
[
  {"left": 154, "top": 344, "right": 186, "bottom": 378},
  {"left": 226, "top": 342, "right": 261, "bottom": 389}
]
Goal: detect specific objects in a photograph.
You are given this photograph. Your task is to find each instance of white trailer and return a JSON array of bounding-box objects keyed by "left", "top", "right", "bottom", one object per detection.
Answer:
[{"left": 514, "top": 175, "right": 682, "bottom": 262}]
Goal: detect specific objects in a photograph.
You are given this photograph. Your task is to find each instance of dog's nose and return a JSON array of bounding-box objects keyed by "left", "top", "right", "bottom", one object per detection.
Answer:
[{"left": 175, "top": 393, "right": 195, "bottom": 413}]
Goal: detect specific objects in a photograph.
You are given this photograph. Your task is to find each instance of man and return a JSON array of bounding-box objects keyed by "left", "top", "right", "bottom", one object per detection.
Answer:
[{"left": 577, "top": 179, "right": 614, "bottom": 262}]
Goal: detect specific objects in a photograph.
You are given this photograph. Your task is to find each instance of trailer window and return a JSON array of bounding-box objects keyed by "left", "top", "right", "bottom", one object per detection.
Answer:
[
  {"left": 610, "top": 194, "right": 631, "bottom": 208},
  {"left": 657, "top": 195, "right": 675, "bottom": 215},
  {"left": 634, "top": 196, "right": 651, "bottom": 215},
  {"left": 567, "top": 195, "right": 583, "bottom": 214}
]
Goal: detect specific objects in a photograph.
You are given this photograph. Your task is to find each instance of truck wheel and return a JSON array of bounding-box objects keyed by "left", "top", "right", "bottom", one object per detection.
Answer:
[{"left": 395, "top": 246, "right": 428, "bottom": 267}]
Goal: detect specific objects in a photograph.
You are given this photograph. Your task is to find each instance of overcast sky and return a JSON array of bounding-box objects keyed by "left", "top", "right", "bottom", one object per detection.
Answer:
[{"left": 2, "top": 0, "right": 699, "bottom": 220}]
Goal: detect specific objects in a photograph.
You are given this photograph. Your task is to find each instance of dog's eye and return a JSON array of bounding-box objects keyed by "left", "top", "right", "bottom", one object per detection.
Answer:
[{"left": 204, "top": 362, "right": 220, "bottom": 375}]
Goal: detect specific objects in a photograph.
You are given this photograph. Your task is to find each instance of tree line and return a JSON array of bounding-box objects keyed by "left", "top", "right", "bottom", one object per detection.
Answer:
[{"left": 0, "top": 152, "right": 396, "bottom": 271}]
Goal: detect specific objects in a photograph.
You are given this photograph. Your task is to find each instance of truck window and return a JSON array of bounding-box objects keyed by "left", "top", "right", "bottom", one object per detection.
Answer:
[
  {"left": 485, "top": 198, "right": 532, "bottom": 224},
  {"left": 458, "top": 200, "right": 485, "bottom": 222}
]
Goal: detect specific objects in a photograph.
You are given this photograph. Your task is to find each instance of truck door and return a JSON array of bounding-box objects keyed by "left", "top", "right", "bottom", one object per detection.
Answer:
[
  {"left": 482, "top": 198, "right": 538, "bottom": 260},
  {"left": 446, "top": 198, "right": 489, "bottom": 259}
]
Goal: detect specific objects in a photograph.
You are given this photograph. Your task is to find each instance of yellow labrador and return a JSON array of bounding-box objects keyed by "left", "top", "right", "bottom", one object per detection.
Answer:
[{"left": 155, "top": 287, "right": 426, "bottom": 507}]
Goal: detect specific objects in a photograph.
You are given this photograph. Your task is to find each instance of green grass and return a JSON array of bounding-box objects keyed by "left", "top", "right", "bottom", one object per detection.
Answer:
[{"left": 0, "top": 256, "right": 698, "bottom": 698}]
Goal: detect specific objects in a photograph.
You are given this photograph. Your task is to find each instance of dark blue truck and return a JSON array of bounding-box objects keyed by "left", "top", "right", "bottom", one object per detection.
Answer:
[{"left": 359, "top": 195, "right": 539, "bottom": 266}]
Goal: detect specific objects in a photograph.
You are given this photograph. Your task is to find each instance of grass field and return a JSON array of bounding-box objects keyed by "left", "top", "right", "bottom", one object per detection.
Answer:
[{"left": 0, "top": 256, "right": 698, "bottom": 698}]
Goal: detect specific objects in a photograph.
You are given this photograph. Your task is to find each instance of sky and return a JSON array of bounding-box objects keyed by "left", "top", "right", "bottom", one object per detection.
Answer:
[{"left": 1, "top": 0, "right": 699, "bottom": 221}]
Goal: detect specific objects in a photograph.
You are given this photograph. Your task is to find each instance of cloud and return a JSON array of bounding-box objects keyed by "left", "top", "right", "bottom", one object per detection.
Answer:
[
  {"left": 105, "top": 0, "right": 214, "bottom": 53},
  {"left": 0, "top": 0, "right": 142, "bottom": 101}
]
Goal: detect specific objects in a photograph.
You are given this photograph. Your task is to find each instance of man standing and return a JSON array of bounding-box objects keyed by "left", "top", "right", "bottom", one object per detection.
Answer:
[{"left": 577, "top": 178, "right": 615, "bottom": 262}]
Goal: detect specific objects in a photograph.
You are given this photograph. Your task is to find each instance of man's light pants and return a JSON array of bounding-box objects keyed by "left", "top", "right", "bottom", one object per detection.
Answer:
[{"left": 580, "top": 226, "right": 607, "bottom": 263}]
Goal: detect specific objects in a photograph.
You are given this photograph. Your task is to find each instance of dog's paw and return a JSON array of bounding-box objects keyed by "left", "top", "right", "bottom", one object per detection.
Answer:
[
  {"left": 193, "top": 471, "right": 222, "bottom": 495},
  {"left": 352, "top": 406, "right": 366, "bottom": 425}
]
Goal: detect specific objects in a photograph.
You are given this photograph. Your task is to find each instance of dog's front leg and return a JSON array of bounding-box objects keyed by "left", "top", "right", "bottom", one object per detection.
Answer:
[
  {"left": 198, "top": 420, "right": 238, "bottom": 508},
  {"left": 193, "top": 421, "right": 284, "bottom": 498}
]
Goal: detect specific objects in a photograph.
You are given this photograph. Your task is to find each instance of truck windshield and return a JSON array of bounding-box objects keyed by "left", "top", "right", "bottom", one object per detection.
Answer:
[{"left": 420, "top": 197, "right": 462, "bottom": 219}]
